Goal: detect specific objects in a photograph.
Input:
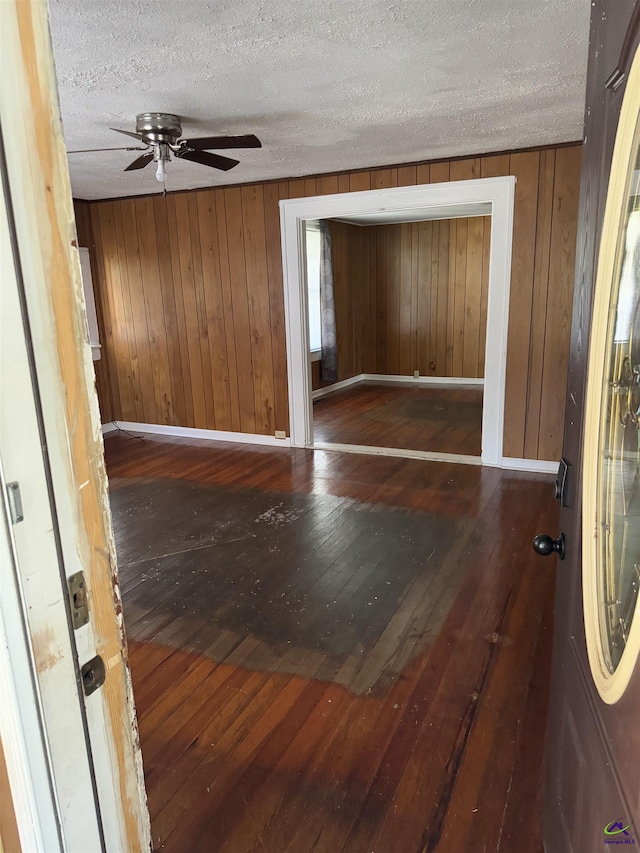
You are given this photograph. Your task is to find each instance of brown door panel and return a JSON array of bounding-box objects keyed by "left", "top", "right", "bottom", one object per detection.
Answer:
[
  {"left": 546, "top": 642, "right": 636, "bottom": 853},
  {"left": 545, "top": 1, "right": 640, "bottom": 849}
]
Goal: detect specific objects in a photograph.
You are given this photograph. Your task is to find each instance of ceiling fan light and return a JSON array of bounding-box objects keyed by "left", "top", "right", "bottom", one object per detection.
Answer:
[{"left": 155, "top": 158, "right": 166, "bottom": 183}]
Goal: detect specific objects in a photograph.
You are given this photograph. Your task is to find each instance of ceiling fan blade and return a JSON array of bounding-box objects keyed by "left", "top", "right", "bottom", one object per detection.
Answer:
[
  {"left": 181, "top": 134, "right": 262, "bottom": 150},
  {"left": 175, "top": 148, "right": 239, "bottom": 171},
  {"left": 68, "top": 146, "right": 148, "bottom": 154},
  {"left": 110, "top": 127, "right": 146, "bottom": 142},
  {"left": 124, "top": 152, "right": 154, "bottom": 171}
]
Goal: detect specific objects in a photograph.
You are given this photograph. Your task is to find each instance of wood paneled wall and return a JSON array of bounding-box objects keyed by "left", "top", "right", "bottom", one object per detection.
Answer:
[
  {"left": 75, "top": 187, "right": 290, "bottom": 436},
  {"left": 325, "top": 216, "right": 491, "bottom": 385},
  {"left": 76, "top": 143, "right": 581, "bottom": 460},
  {"left": 324, "top": 220, "right": 373, "bottom": 384}
]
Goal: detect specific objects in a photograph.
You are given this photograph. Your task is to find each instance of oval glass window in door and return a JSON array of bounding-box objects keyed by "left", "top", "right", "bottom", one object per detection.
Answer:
[
  {"left": 583, "top": 48, "right": 640, "bottom": 704},
  {"left": 599, "top": 158, "right": 640, "bottom": 673}
]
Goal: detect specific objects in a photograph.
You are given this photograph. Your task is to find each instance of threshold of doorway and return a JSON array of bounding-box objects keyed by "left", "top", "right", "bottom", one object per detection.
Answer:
[{"left": 312, "top": 441, "right": 482, "bottom": 466}]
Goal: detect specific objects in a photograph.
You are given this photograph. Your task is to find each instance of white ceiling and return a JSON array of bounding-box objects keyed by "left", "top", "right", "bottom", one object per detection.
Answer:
[{"left": 48, "top": 0, "right": 591, "bottom": 201}]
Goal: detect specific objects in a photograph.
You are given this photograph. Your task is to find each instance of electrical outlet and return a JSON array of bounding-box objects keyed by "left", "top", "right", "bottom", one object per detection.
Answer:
[
  {"left": 413, "top": 370, "right": 420, "bottom": 378},
  {"left": 275, "top": 430, "right": 287, "bottom": 439}
]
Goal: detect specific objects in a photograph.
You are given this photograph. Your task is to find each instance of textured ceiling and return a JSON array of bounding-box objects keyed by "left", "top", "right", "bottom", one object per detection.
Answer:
[{"left": 49, "top": 0, "right": 591, "bottom": 201}]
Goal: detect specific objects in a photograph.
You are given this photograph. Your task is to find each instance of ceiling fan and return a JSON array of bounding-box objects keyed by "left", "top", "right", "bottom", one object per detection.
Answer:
[{"left": 68, "top": 112, "right": 262, "bottom": 187}]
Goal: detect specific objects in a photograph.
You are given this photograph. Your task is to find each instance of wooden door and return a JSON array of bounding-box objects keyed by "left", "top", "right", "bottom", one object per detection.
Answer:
[{"left": 544, "top": 3, "right": 640, "bottom": 850}]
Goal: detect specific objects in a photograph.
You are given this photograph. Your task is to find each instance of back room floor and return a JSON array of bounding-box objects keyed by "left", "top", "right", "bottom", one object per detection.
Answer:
[{"left": 312, "top": 383, "right": 483, "bottom": 456}]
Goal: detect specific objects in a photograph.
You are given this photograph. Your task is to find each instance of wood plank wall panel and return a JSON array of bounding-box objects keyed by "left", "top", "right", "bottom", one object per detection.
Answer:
[
  {"left": 152, "top": 197, "right": 189, "bottom": 426},
  {"left": 329, "top": 222, "right": 349, "bottom": 380},
  {"left": 325, "top": 221, "right": 367, "bottom": 383},
  {"left": 383, "top": 215, "right": 489, "bottom": 379},
  {"left": 503, "top": 152, "right": 541, "bottom": 457},
  {"left": 263, "top": 181, "right": 290, "bottom": 434},
  {"left": 502, "top": 146, "right": 581, "bottom": 458},
  {"left": 536, "top": 146, "right": 582, "bottom": 460},
  {"left": 324, "top": 216, "right": 491, "bottom": 387},
  {"left": 77, "top": 142, "right": 581, "bottom": 460}
]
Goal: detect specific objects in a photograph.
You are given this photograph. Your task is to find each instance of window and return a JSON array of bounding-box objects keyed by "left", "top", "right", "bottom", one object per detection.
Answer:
[
  {"left": 79, "top": 247, "right": 101, "bottom": 360},
  {"left": 306, "top": 224, "right": 322, "bottom": 354}
]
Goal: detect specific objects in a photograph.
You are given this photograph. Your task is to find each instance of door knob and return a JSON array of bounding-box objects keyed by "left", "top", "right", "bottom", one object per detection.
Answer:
[{"left": 532, "top": 532, "right": 566, "bottom": 560}]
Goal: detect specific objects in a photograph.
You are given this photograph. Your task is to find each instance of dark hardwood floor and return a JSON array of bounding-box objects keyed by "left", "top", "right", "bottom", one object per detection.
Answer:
[
  {"left": 312, "top": 383, "right": 483, "bottom": 456},
  {"left": 105, "top": 432, "right": 556, "bottom": 853}
]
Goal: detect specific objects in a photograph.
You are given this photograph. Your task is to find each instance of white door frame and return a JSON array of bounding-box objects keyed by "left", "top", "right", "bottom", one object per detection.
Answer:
[{"left": 279, "top": 177, "right": 516, "bottom": 466}]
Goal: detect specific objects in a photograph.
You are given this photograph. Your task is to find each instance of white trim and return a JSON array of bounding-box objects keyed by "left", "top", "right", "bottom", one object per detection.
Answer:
[
  {"left": 78, "top": 248, "right": 101, "bottom": 362},
  {"left": 311, "top": 374, "right": 364, "bottom": 400},
  {"left": 311, "top": 373, "right": 484, "bottom": 400},
  {"left": 309, "top": 349, "right": 322, "bottom": 363},
  {"left": 313, "top": 442, "right": 482, "bottom": 466},
  {"left": 102, "top": 421, "right": 292, "bottom": 447},
  {"left": 280, "top": 177, "right": 515, "bottom": 467},
  {"left": 360, "top": 373, "right": 484, "bottom": 388},
  {"left": 500, "top": 457, "right": 558, "bottom": 474}
]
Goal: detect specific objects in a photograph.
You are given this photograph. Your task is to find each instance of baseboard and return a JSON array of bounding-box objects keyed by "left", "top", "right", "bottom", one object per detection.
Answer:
[
  {"left": 501, "top": 457, "right": 557, "bottom": 474},
  {"left": 311, "top": 374, "right": 365, "bottom": 400},
  {"left": 361, "top": 373, "right": 485, "bottom": 388},
  {"left": 312, "top": 373, "right": 484, "bottom": 400},
  {"left": 101, "top": 421, "right": 291, "bottom": 448},
  {"left": 313, "top": 441, "right": 482, "bottom": 466}
]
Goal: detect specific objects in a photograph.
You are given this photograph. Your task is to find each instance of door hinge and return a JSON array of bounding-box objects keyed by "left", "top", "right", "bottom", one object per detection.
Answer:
[
  {"left": 6, "top": 481, "right": 24, "bottom": 524},
  {"left": 68, "top": 571, "right": 89, "bottom": 629}
]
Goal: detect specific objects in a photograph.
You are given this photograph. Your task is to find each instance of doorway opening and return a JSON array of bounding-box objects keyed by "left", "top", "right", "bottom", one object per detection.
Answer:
[{"left": 280, "top": 178, "right": 515, "bottom": 466}]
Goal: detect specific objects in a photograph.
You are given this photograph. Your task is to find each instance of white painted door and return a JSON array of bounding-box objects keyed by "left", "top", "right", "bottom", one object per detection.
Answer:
[
  {"left": 1, "top": 150, "right": 105, "bottom": 851},
  {"left": 0, "top": 0, "right": 149, "bottom": 849}
]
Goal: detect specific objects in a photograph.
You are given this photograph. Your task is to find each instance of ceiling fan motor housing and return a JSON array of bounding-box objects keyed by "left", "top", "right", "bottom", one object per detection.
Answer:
[{"left": 135, "top": 112, "right": 182, "bottom": 144}]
